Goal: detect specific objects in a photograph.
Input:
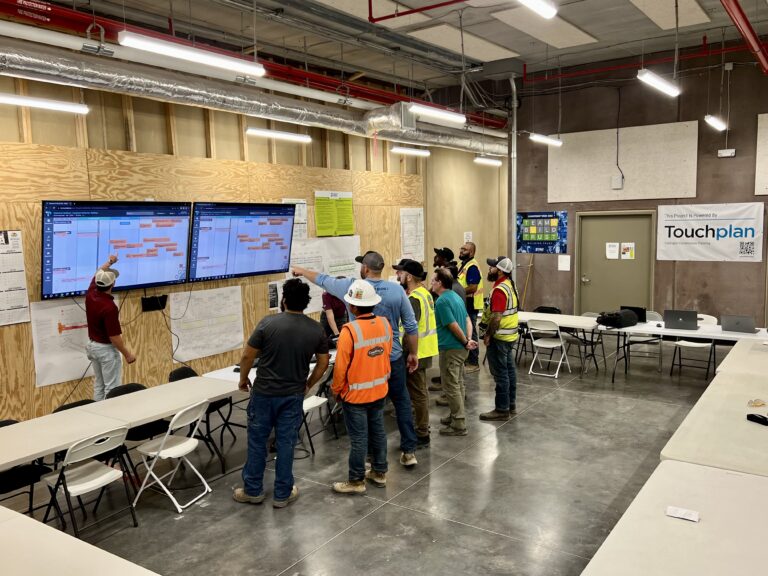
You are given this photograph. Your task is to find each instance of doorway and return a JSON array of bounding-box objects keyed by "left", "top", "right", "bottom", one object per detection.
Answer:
[{"left": 575, "top": 211, "right": 656, "bottom": 314}]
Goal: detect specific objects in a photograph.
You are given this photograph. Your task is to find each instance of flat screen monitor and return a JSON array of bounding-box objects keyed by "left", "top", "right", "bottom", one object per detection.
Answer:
[
  {"left": 188, "top": 202, "right": 295, "bottom": 282},
  {"left": 42, "top": 201, "right": 191, "bottom": 299}
]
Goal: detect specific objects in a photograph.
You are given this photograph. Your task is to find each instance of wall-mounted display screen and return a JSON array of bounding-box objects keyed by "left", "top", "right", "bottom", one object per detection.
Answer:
[
  {"left": 188, "top": 202, "right": 295, "bottom": 282},
  {"left": 42, "top": 201, "right": 191, "bottom": 299}
]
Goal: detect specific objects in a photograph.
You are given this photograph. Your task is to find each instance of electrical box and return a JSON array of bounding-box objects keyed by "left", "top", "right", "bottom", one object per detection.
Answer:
[
  {"left": 611, "top": 174, "right": 624, "bottom": 190},
  {"left": 717, "top": 149, "right": 736, "bottom": 158}
]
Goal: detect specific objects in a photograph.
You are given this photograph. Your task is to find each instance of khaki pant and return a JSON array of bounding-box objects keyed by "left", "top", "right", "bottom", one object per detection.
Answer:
[
  {"left": 439, "top": 348, "right": 468, "bottom": 430},
  {"left": 406, "top": 356, "right": 433, "bottom": 438}
]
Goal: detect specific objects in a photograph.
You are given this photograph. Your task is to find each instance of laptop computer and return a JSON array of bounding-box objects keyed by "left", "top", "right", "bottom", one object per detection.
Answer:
[
  {"left": 664, "top": 310, "right": 699, "bottom": 330},
  {"left": 721, "top": 315, "right": 759, "bottom": 334},
  {"left": 621, "top": 305, "right": 647, "bottom": 323}
]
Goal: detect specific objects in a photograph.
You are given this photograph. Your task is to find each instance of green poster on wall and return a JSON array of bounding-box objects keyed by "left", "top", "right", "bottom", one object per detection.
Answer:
[{"left": 314, "top": 191, "right": 354, "bottom": 237}]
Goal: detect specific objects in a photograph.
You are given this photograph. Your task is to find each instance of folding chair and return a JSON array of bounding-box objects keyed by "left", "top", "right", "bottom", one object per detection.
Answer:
[
  {"left": 670, "top": 314, "right": 717, "bottom": 380},
  {"left": 133, "top": 400, "right": 212, "bottom": 514},
  {"left": 42, "top": 427, "right": 137, "bottom": 538},
  {"left": 0, "top": 420, "right": 52, "bottom": 516},
  {"left": 528, "top": 319, "right": 571, "bottom": 378},
  {"left": 626, "top": 311, "right": 664, "bottom": 372}
]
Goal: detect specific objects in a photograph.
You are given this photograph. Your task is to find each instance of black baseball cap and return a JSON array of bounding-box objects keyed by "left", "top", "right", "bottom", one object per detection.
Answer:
[
  {"left": 433, "top": 247, "right": 454, "bottom": 261},
  {"left": 392, "top": 259, "right": 427, "bottom": 281},
  {"left": 355, "top": 251, "right": 385, "bottom": 271}
]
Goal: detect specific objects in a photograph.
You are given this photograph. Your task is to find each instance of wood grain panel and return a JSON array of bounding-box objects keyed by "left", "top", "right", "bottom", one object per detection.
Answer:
[
  {"left": 0, "top": 144, "right": 89, "bottom": 202},
  {"left": 250, "top": 164, "right": 352, "bottom": 203},
  {"left": 352, "top": 171, "right": 423, "bottom": 206}
]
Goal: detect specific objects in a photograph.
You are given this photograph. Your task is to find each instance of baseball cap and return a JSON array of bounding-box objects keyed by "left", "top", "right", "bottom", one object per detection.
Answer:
[
  {"left": 486, "top": 256, "right": 514, "bottom": 274},
  {"left": 433, "top": 247, "right": 454, "bottom": 261},
  {"left": 344, "top": 279, "right": 382, "bottom": 307},
  {"left": 355, "top": 251, "right": 385, "bottom": 271},
  {"left": 392, "top": 259, "right": 427, "bottom": 281},
  {"left": 95, "top": 267, "right": 120, "bottom": 288}
]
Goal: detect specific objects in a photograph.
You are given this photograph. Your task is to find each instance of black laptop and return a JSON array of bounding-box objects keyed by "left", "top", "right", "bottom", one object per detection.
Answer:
[
  {"left": 664, "top": 310, "right": 699, "bottom": 330},
  {"left": 621, "top": 305, "right": 647, "bottom": 323},
  {"left": 721, "top": 315, "right": 759, "bottom": 334}
]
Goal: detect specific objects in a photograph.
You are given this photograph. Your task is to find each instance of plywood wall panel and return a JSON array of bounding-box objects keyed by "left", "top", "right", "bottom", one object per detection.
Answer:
[
  {"left": 0, "top": 144, "right": 89, "bottom": 202},
  {"left": 352, "top": 171, "right": 423, "bottom": 206},
  {"left": 250, "top": 164, "right": 352, "bottom": 203}
]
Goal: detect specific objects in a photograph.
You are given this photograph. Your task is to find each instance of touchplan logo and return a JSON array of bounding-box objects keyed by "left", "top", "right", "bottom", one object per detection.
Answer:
[{"left": 663, "top": 224, "right": 757, "bottom": 240}]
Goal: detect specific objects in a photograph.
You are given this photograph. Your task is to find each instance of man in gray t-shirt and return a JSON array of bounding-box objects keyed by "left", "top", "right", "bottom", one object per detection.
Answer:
[{"left": 234, "top": 279, "right": 329, "bottom": 509}]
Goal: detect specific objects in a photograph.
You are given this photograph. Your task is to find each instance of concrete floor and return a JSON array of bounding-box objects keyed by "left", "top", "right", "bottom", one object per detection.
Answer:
[{"left": 12, "top": 340, "right": 712, "bottom": 575}]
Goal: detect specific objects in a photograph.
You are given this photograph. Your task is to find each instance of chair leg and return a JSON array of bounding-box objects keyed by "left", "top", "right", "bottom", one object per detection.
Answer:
[
  {"left": 118, "top": 452, "right": 139, "bottom": 528},
  {"left": 77, "top": 495, "right": 87, "bottom": 521},
  {"left": 27, "top": 483, "right": 34, "bottom": 516},
  {"left": 302, "top": 414, "right": 316, "bottom": 455},
  {"left": 62, "top": 481, "right": 79, "bottom": 538}
]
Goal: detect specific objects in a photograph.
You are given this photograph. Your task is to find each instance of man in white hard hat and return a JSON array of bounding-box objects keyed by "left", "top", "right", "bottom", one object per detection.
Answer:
[
  {"left": 85, "top": 254, "right": 136, "bottom": 400},
  {"left": 331, "top": 280, "right": 393, "bottom": 494}
]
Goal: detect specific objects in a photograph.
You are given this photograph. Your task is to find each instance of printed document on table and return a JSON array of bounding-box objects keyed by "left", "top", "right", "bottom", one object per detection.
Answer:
[
  {"left": 0, "top": 230, "right": 30, "bottom": 326},
  {"left": 400, "top": 208, "right": 425, "bottom": 262}
]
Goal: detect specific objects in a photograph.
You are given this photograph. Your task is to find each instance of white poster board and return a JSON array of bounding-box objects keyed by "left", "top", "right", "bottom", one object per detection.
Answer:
[
  {"left": 400, "top": 207, "right": 425, "bottom": 262},
  {"left": 657, "top": 203, "right": 764, "bottom": 262},
  {"left": 755, "top": 114, "right": 768, "bottom": 196},
  {"left": 170, "top": 286, "right": 244, "bottom": 362},
  {"left": 0, "top": 230, "right": 30, "bottom": 326}
]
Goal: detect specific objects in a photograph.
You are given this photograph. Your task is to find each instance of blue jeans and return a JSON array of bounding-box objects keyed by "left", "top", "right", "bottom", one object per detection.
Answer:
[
  {"left": 242, "top": 393, "right": 303, "bottom": 500},
  {"left": 343, "top": 398, "right": 387, "bottom": 481},
  {"left": 467, "top": 309, "right": 479, "bottom": 365},
  {"left": 388, "top": 355, "right": 418, "bottom": 453},
  {"left": 487, "top": 338, "right": 517, "bottom": 411},
  {"left": 86, "top": 341, "right": 121, "bottom": 401}
]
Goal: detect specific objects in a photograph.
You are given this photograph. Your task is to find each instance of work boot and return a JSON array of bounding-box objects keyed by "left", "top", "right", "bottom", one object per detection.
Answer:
[
  {"left": 233, "top": 488, "right": 265, "bottom": 504},
  {"left": 272, "top": 485, "right": 299, "bottom": 508},
  {"left": 399, "top": 452, "right": 418, "bottom": 467},
  {"left": 365, "top": 470, "right": 387, "bottom": 487},
  {"left": 333, "top": 480, "right": 366, "bottom": 494},
  {"left": 479, "top": 410, "right": 511, "bottom": 421},
  {"left": 428, "top": 376, "right": 443, "bottom": 391},
  {"left": 416, "top": 434, "right": 431, "bottom": 448},
  {"left": 464, "top": 364, "right": 480, "bottom": 374},
  {"left": 440, "top": 415, "right": 452, "bottom": 425},
  {"left": 435, "top": 395, "right": 449, "bottom": 406},
  {"left": 439, "top": 426, "right": 468, "bottom": 436}
]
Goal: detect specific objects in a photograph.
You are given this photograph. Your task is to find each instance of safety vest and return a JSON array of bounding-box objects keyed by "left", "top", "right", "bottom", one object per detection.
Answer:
[
  {"left": 338, "top": 315, "right": 392, "bottom": 404},
  {"left": 480, "top": 278, "right": 519, "bottom": 342},
  {"left": 410, "top": 286, "right": 438, "bottom": 359},
  {"left": 457, "top": 257, "right": 484, "bottom": 311}
]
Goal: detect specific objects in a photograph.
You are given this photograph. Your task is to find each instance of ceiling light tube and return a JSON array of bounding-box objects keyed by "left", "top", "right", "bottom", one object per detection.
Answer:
[
  {"left": 391, "top": 146, "right": 431, "bottom": 157},
  {"left": 529, "top": 133, "right": 563, "bottom": 147},
  {"left": 517, "top": 0, "right": 558, "bottom": 19},
  {"left": 704, "top": 114, "right": 727, "bottom": 132},
  {"left": 245, "top": 127, "right": 312, "bottom": 143},
  {"left": 408, "top": 103, "right": 466, "bottom": 125},
  {"left": 0, "top": 93, "right": 89, "bottom": 114},
  {"left": 118, "top": 31, "right": 266, "bottom": 78},
  {"left": 474, "top": 156, "right": 503, "bottom": 167},
  {"left": 637, "top": 69, "right": 680, "bottom": 97}
]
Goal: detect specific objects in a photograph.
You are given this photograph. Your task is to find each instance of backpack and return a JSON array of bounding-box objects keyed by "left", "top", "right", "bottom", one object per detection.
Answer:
[{"left": 597, "top": 309, "right": 638, "bottom": 328}]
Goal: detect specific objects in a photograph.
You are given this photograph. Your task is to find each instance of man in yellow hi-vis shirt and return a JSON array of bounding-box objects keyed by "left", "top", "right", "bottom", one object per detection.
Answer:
[{"left": 457, "top": 242, "right": 484, "bottom": 372}]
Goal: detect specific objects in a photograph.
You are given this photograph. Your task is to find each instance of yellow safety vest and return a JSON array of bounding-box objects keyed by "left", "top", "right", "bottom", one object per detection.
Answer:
[
  {"left": 480, "top": 278, "right": 519, "bottom": 342},
  {"left": 410, "top": 286, "right": 438, "bottom": 359},
  {"left": 457, "top": 257, "right": 484, "bottom": 311}
]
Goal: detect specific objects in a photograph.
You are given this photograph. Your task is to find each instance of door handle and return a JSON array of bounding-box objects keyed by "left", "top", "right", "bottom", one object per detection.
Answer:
[{"left": 581, "top": 274, "right": 591, "bottom": 285}]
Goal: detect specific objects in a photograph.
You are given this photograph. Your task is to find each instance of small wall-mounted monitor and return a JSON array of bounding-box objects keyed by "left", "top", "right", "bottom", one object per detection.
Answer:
[
  {"left": 188, "top": 202, "right": 296, "bottom": 282},
  {"left": 41, "top": 201, "right": 192, "bottom": 299}
]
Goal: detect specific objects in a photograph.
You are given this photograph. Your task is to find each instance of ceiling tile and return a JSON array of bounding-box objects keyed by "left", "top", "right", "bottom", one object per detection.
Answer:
[
  {"left": 628, "top": 0, "right": 710, "bottom": 30},
  {"left": 313, "top": 0, "right": 431, "bottom": 28},
  {"left": 407, "top": 24, "right": 519, "bottom": 62},
  {"left": 491, "top": 6, "right": 598, "bottom": 49}
]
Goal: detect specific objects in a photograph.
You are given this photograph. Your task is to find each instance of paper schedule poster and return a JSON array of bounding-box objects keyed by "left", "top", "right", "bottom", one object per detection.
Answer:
[
  {"left": 0, "top": 230, "right": 30, "bottom": 326},
  {"left": 314, "top": 191, "right": 354, "bottom": 237},
  {"left": 400, "top": 207, "right": 425, "bottom": 262},
  {"left": 282, "top": 198, "right": 308, "bottom": 240}
]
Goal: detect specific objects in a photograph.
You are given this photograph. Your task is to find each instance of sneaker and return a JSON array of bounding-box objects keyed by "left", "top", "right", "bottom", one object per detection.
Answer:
[
  {"left": 399, "top": 452, "right": 418, "bottom": 467},
  {"left": 464, "top": 364, "right": 480, "bottom": 374},
  {"left": 440, "top": 415, "right": 452, "bottom": 425},
  {"left": 233, "top": 487, "right": 265, "bottom": 504},
  {"left": 435, "top": 395, "right": 449, "bottom": 406},
  {"left": 479, "top": 409, "right": 511, "bottom": 421},
  {"left": 365, "top": 470, "right": 387, "bottom": 487},
  {"left": 272, "top": 485, "right": 299, "bottom": 508},
  {"left": 333, "top": 480, "right": 366, "bottom": 494},
  {"left": 416, "top": 435, "right": 431, "bottom": 448},
  {"left": 439, "top": 425, "right": 468, "bottom": 436}
]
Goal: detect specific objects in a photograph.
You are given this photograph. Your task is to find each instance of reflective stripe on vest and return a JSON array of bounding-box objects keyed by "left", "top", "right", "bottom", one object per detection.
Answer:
[
  {"left": 348, "top": 373, "right": 391, "bottom": 391},
  {"left": 457, "top": 258, "right": 484, "bottom": 310},
  {"left": 480, "top": 279, "right": 519, "bottom": 342},
  {"left": 342, "top": 316, "right": 392, "bottom": 403},
  {"left": 349, "top": 319, "right": 393, "bottom": 350},
  {"left": 495, "top": 282, "right": 519, "bottom": 316},
  {"left": 410, "top": 286, "right": 438, "bottom": 359}
]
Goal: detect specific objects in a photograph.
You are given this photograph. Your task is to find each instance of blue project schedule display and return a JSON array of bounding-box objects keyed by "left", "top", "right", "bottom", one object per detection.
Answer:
[
  {"left": 42, "top": 201, "right": 191, "bottom": 299},
  {"left": 189, "top": 203, "right": 296, "bottom": 282}
]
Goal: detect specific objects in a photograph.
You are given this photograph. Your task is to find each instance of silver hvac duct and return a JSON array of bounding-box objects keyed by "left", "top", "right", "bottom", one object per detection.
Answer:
[{"left": 0, "top": 37, "right": 507, "bottom": 156}]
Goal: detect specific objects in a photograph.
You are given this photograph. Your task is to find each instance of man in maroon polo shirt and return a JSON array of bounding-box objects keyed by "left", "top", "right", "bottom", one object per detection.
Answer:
[{"left": 85, "top": 254, "right": 136, "bottom": 400}]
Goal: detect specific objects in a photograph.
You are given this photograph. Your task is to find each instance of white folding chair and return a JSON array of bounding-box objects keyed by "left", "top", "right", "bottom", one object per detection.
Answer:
[
  {"left": 528, "top": 319, "right": 571, "bottom": 378},
  {"left": 626, "top": 311, "right": 664, "bottom": 372},
  {"left": 670, "top": 314, "right": 717, "bottom": 380},
  {"left": 42, "top": 426, "right": 137, "bottom": 538},
  {"left": 133, "top": 400, "right": 212, "bottom": 514}
]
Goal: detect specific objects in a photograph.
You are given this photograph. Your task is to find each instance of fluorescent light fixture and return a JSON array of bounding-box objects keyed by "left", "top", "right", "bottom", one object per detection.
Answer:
[
  {"left": 0, "top": 93, "right": 89, "bottom": 114},
  {"left": 704, "top": 114, "right": 727, "bottom": 132},
  {"left": 118, "top": 30, "right": 266, "bottom": 78},
  {"left": 391, "top": 146, "right": 431, "bottom": 157},
  {"left": 517, "top": 0, "right": 558, "bottom": 19},
  {"left": 637, "top": 68, "right": 680, "bottom": 97},
  {"left": 474, "top": 155, "right": 503, "bottom": 167},
  {"left": 408, "top": 103, "right": 466, "bottom": 125},
  {"left": 245, "top": 127, "right": 312, "bottom": 143},
  {"left": 529, "top": 133, "right": 563, "bottom": 147}
]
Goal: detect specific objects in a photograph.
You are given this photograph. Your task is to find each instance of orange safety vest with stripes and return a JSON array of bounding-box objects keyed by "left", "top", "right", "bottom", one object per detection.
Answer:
[{"left": 331, "top": 314, "right": 393, "bottom": 404}]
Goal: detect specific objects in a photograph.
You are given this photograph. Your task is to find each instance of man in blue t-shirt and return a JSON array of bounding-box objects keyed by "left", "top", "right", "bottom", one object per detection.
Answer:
[
  {"left": 292, "top": 250, "right": 420, "bottom": 467},
  {"left": 458, "top": 242, "right": 483, "bottom": 371}
]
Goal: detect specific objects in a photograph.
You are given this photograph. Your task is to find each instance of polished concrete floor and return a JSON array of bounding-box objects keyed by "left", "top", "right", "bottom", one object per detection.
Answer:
[{"left": 13, "top": 339, "right": 713, "bottom": 575}]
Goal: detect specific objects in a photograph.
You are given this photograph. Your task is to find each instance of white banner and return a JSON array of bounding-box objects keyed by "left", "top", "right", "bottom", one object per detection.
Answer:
[{"left": 657, "top": 203, "right": 764, "bottom": 262}]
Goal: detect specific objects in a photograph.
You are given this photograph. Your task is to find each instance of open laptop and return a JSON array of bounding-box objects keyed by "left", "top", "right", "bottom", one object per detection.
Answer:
[
  {"left": 721, "top": 315, "right": 760, "bottom": 334},
  {"left": 664, "top": 310, "right": 699, "bottom": 330},
  {"left": 621, "top": 305, "right": 647, "bottom": 323}
]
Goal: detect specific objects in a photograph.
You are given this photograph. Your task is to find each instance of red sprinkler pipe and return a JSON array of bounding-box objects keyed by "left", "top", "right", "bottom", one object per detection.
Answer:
[
  {"left": 720, "top": 0, "right": 768, "bottom": 74},
  {"left": 368, "top": 0, "right": 467, "bottom": 24}
]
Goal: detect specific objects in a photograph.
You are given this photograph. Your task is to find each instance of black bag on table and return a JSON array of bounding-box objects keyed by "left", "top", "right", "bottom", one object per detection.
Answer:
[{"left": 597, "top": 309, "right": 638, "bottom": 328}]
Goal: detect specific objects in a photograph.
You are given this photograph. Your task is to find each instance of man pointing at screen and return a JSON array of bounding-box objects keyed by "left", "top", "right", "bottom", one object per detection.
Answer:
[{"left": 85, "top": 254, "right": 136, "bottom": 400}]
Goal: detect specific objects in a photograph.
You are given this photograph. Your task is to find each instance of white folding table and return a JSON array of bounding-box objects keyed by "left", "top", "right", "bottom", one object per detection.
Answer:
[{"left": 715, "top": 337, "right": 768, "bottom": 375}]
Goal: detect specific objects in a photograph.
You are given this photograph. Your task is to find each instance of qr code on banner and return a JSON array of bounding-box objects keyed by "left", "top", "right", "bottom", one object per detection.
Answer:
[{"left": 739, "top": 241, "right": 755, "bottom": 256}]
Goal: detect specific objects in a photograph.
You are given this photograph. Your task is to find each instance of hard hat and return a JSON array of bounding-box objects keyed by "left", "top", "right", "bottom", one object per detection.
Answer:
[{"left": 343, "top": 279, "right": 381, "bottom": 307}]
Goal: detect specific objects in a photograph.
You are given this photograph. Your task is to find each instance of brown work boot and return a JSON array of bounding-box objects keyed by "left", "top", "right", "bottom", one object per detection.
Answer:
[
  {"left": 435, "top": 395, "right": 449, "bottom": 406},
  {"left": 479, "top": 409, "right": 511, "bottom": 421},
  {"left": 333, "top": 480, "right": 366, "bottom": 494},
  {"left": 365, "top": 470, "right": 387, "bottom": 487}
]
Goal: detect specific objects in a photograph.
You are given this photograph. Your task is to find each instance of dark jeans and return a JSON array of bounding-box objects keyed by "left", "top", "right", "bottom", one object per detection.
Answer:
[
  {"left": 388, "top": 355, "right": 418, "bottom": 453},
  {"left": 343, "top": 398, "right": 387, "bottom": 482},
  {"left": 242, "top": 393, "right": 303, "bottom": 500},
  {"left": 487, "top": 338, "right": 517, "bottom": 411},
  {"left": 467, "top": 309, "right": 479, "bottom": 365}
]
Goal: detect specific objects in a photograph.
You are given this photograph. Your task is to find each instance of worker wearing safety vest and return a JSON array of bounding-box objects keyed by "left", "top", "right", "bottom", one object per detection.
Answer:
[
  {"left": 332, "top": 279, "right": 393, "bottom": 495},
  {"left": 457, "top": 242, "right": 484, "bottom": 372},
  {"left": 393, "top": 259, "right": 438, "bottom": 447},
  {"left": 479, "top": 256, "right": 520, "bottom": 422}
]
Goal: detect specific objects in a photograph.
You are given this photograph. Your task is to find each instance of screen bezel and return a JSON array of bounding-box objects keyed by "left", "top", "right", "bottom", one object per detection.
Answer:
[
  {"left": 188, "top": 201, "right": 296, "bottom": 283},
  {"left": 41, "top": 200, "right": 193, "bottom": 300}
]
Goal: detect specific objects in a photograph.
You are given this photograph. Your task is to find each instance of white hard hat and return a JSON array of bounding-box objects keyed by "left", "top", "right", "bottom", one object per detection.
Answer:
[{"left": 344, "top": 279, "right": 381, "bottom": 307}]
